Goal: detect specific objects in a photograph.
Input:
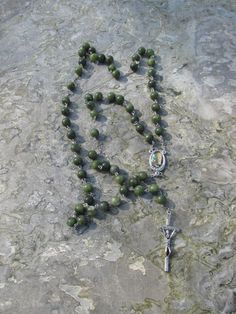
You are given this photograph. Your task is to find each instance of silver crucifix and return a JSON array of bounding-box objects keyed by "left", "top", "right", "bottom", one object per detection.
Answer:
[{"left": 160, "top": 210, "right": 180, "bottom": 272}]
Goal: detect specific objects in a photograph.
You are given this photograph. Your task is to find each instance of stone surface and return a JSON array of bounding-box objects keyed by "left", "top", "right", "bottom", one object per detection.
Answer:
[{"left": 0, "top": 0, "right": 236, "bottom": 313}]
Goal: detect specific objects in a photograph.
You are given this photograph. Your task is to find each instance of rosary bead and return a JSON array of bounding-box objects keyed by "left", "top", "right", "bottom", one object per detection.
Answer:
[
  {"left": 90, "top": 53, "right": 98, "bottom": 63},
  {"left": 78, "top": 58, "right": 87, "bottom": 67},
  {"left": 137, "top": 171, "right": 148, "bottom": 181},
  {"left": 155, "top": 126, "right": 164, "bottom": 136},
  {"left": 156, "top": 194, "right": 167, "bottom": 205},
  {"left": 71, "top": 143, "right": 81, "bottom": 153},
  {"left": 119, "top": 185, "right": 129, "bottom": 196},
  {"left": 82, "top": 42, "right": 90, "bottom": 51},
  {"left": 94, "top": 92, "right": 103, "bottom": 101},
  {"left": 112, "top": 69, "right": 120, "bottom": 80},
  {"left": 88, "top": 150, "right": 98, "bottom": 160},
  {"left": 78, "top": 47, "right": 86, "bottom": 57},
  {"left": 86, "top": 101, "right": 95, "bottom": 110},
  {"left": 147, "top": 68, "right": 156, "bottom": 77},
  {"left": 98, "top": 53, "right": 106, "bottom": 63},
  {"left": 91, "top": 160, "right": 100, "bottom": 170},
  {"left": 89, "top": 46, "right": 96, "bottom": 54},
  {"left": 62, "top": 117, "right": 71, "bottom": 127},
  {"left": 135, "top": 123, "right": 145, "bottom": 134},
  {"left": 152, "top": 114, "right": 161, "bottom": 124},
  {"left": 61, "top": 107, "right": 70, "bottom": 116},
  {"left": 130, "top": 62, "right": 138, "bottom": 72},
  {"left": 110, "top": 165, "right": 119, "bottom": 175},
  {"left": 77, "top": 215, "right": 86, "bottom": 225},
  {"left": 138, "top": 47, "right": 146, "bottom": 56},
  {"left": 85, "top": 93, "right": 93, "bottom": 102},
  {"left": 75, "top": 203, "right": 86, "bottom": 215},
  {"left": 107, "top": 92, "right": 116, "bottom": 103},
  {"left": 67, "top": 217, "right": 77, "bottom": 227},
  {"left": 90, "top": 109, "right": 99, "bottom": 119},
  {"left": 67, "top": 129, "right": 76, "bottom": 139},
  {"left": 84, "top": 195, "right": 95, "bottom": 205},
  {"left": 87, "top": 206, "right": 96, "bottom": 218},
  {"left": 106, "top": 55, "right": 114, "bottom": 65},
  {"left": 128, "top": 177, "right": 139, "bottom": 187},
  {"left": 108, "top": 64, "right": 116, "bottom": 72},
  {"left": 150, "top": 91, "right": 159, "bottom": 101},
  {"left": 145, "top": 133, "right": 154, "bottom": 144},
  {"left": 62, "top": 96, "right": 71, "bottom": 105},
  {"left": 134, "top": 185, "right": 145, "bottom": 196},
  {"left": 100, "top": 160, "right": 111, "bottom": 172},
  {"left": 83, "top": 183, "right": 93, "bottom": 193},
  {"left": 67, "top": 82, "right": 76, "bottom": 92},
  {"left": 146, "top": 48, "right": 155, "bottom": 58},
  {"left": 111, "top": 196, "right": 121, "bottom": 207},
  {"left": 77, "top": 169, "right": 87, "bottom": 179},
  {"left": 147, "top": 58, "right": 156, "bottom": 67},
  {"left": 151, "top": 103, "right": 160, "bottom": 112},
  {"left": 73, "top": 156, "right": 83, "bottom": 166},
  {"left": 148, "top": 184, "right": 159, "bottom": 194},
  {"left": 98, "top": 201, "right": 110, "bottom": 211},
  {"left": 147, "top": 79, "right": 156, "bottom": 88},
  {"left": 75, "top": 66, "right": 83, "bottom": 77},
  {"left": 131, "top": 115, "right": 139, "bottom": 124},
  {"left": 126, "top": 103, "right": 134, "bottom": 114},
  {"left": 115, "top": 95, "right": 124, "bottom": 105},
  {"left": 90, "top": 128, "right": 99, "bottom": 139},
  {"left": 132, "top": 53, "right": 141, "bottom": 62},
  {"left": 115, "top": 175, "right": 125, "bottom": 185}
]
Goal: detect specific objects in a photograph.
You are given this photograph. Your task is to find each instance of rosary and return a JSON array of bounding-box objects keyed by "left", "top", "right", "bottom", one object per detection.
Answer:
[{"left": 60, "top": 42, "right": 180, "bottom": 272}]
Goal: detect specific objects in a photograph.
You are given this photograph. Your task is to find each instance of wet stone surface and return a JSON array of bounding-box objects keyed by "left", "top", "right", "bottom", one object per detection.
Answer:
[{"left": 0, "top": 0, "right": 236, "bottom": 313}]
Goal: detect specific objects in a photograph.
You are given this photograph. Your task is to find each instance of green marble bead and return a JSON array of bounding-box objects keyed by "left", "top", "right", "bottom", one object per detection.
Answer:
[
  {"left": 106, "top": 55, "right": 114, "bottom": 65},
  {"left": 150, "top": 91, "right": 159, "bottom": 101},
  {"left": 77, "top": 215, "right": 86, "bottom": 225},
  {"left": 83, "top": 183, "right": 93, "bottom": 193},
  {"left": 67, "top": 82, "right": 76, "bottom": 92},
  {"left": 98, "top": 201, "right": 110, "bottom": 211},
  {"left": 156, "top": 195, "right": 167, "bottom": 205},
  {"left": 71, "top": 143, "right": 81, "bottom": 153},
  {"left": 75, "top": 65, "right": 83, "bottom": 76},
  {"left": 134, "top": 185, "right": 145, "bottom": 196},
  {"left": 111, "top": 196, "right": 121, "bottom": 207},
  {"left": 67, "top": 217, "right": 77, "bottom": 227},
  {"left": 107, "top": 92, "right": 116, "bottom": 103},
  {"left": 77, "top": 169, "right": 87, "bottom": 179},
  {"left": 85, "top": 93, "right": 93, "bottom": 102},
  {"left": 151, "top": 103, "right": 160, "bottom": 112},
  {"left": 138, "top": 47, "right": 146, "bottom": 56},
  {"left": 73, "top": 156, "right": 83, "bottom": 166},
  {"left": 126, "top": 103, "right": 134, "bottom": 114},
  {"left": 62, "top": 117, "right": 71, "bottom": 127},
  {"left": 119, "top": 185, "right": 129, "bottom": 196},
  {"left": 67, "top": 129, "right": 76, "bottom": 139},
  {"left": 112, "top": 69, "right": 120, "bottom": 80},
  {"left": 94, "top": 92, "right": 103, "bottom": 101},
  {"left": 88, "top": 150, "right": 98, "bottom": 160},
  {"left": 90, "top": 128, "right": 99, "bottom": 139},
  {"left": 115, "top": 175, "right": 125, "bottom": 185},
  {"left": 135, "top": 123, "right": 144, "bottom": 134},
  {"left": 90, "top": 53, "right": 98, "bottom": 63},
  {"left": 146, "top": 48, "right": 155, "bottom": 58},
  {"left": 62, "top": 96, "right": 71, "bottom": 105},
  {"left": 115, "top": 95, "right": 124, "bottom": 105},
  {"left": 130, "top": 62, "right": 138, "bottom": 72},
  {"left": 75, "top": 203, "right": 86, "bottom": 215},
  {"left": 148, "top": 184, "right": 159, "bottom": 194}
]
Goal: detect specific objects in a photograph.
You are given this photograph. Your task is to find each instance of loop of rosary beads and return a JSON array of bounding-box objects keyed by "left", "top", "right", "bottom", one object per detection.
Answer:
[{"left": 60, "top": 42, "right": 167, "bottom": 229}]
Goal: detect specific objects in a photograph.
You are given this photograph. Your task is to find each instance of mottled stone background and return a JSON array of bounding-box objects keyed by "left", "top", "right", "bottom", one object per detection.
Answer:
[{"left": 0, "top": 0, "right": 236, "bottom": 313}]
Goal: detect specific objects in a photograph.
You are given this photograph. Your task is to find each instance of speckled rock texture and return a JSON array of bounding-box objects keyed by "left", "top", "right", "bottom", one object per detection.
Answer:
[{"left": 0, "top": 1, "right": 236, "bottom": 313}]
